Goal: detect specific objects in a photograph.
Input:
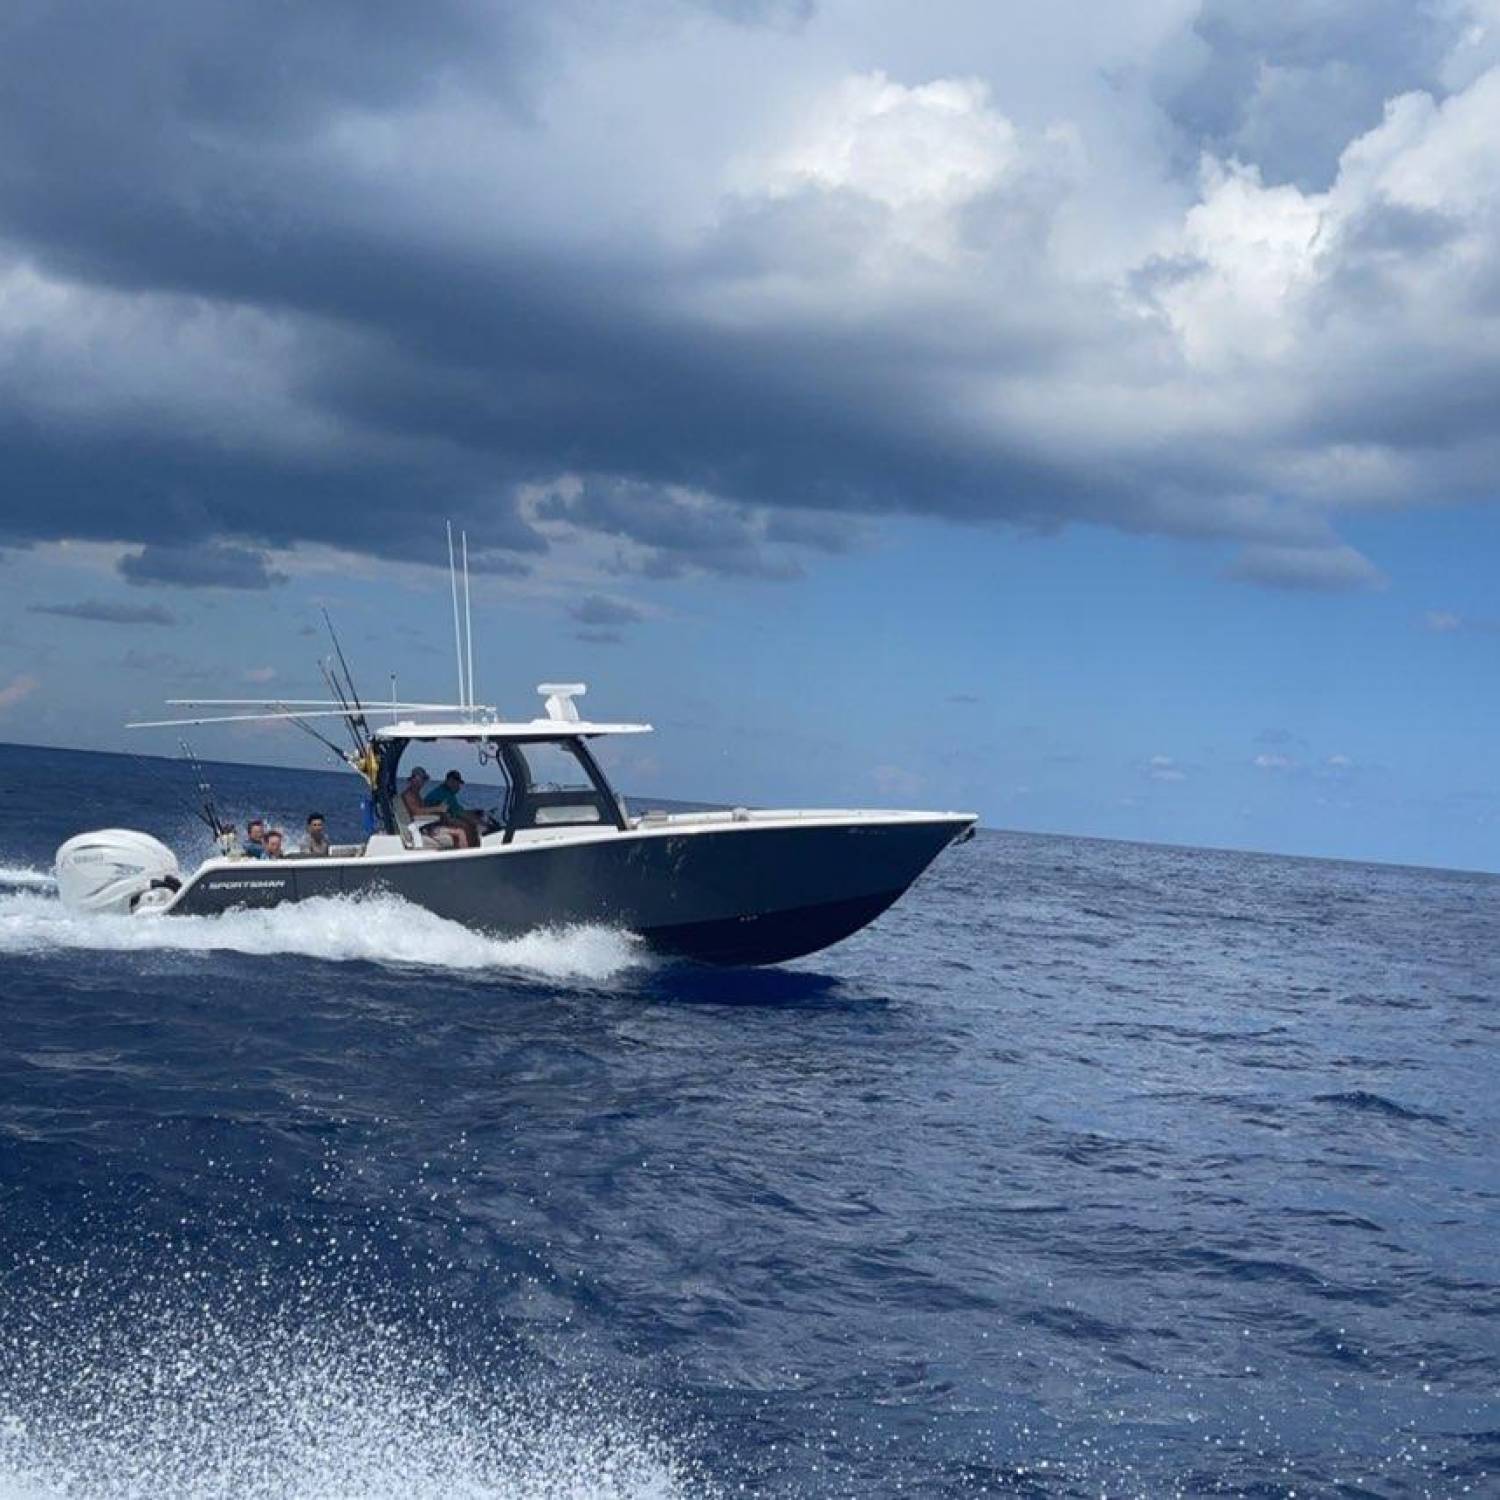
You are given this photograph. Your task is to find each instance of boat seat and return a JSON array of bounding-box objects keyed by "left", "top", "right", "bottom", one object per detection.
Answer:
[{"left": 391, "top": 795, "right": 445, "bottom": 850}]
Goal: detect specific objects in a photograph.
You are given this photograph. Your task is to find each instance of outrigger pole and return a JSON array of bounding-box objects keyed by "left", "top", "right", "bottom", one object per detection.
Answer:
[
  {"left": 445, "top": 519, "right": 479, "bottom": 717},
  {"left": 447, "top": 521, "right": 466, "bottom": 713},
  {"left": 463, "top": 529, "right": 475, "bottom": 720}
]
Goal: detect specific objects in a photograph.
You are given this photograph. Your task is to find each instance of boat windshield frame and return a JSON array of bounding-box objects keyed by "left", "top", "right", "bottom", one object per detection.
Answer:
[{"left": 375, "top": 733, "right": 627, "bottom": 841}]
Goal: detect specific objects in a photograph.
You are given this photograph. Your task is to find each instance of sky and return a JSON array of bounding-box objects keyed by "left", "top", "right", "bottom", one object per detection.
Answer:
[{"left": 0, "top": 0, "right": 1498, "bottom": 870}]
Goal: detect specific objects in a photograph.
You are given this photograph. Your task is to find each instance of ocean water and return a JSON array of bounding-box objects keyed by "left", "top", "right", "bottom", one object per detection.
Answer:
[{"left": 1, "top": 742, "right": 1497, "bottom": 1498}]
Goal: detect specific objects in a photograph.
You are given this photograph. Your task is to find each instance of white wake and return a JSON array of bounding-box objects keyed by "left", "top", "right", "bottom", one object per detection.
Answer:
[{"left": 0, "top": 887, "right": 643, "bottom": 984}]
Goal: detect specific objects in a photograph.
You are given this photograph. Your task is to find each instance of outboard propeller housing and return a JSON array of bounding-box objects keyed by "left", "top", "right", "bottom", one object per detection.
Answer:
[{"left": 54, "top": 829, "right": 182, "bottom": 915}]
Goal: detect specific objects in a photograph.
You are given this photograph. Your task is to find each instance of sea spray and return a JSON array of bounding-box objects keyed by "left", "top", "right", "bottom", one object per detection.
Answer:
[
  {"left": 0, "top": 888, "right": 644, "bottom": 984},
  {"left": 0, "top": 1259, "right": 703, "bottom": 1500},
  {"left": 0, "top": 1135, "right": 710, "bottom": 1500}
]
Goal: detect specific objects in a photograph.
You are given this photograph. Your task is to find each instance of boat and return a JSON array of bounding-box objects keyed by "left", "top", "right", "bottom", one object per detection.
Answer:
[{"left": 54, "top": 538, "right": 976, "bottom": 966}]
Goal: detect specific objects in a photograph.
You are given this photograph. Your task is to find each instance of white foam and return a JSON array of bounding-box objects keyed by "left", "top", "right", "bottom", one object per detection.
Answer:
[
  {"left": 0, "top": 1331, "right": 705, "bottom": 1500},
  {"left": 0, "top": 889, "right": 643, "bottom": 984},
  {"left": 0, "top": 864, "right": 56, "bottom": 892}
]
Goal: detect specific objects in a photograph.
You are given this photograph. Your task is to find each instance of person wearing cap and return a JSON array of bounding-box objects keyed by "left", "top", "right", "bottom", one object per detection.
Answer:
[
  {"left": 400, "top": 767, "right": 433, "bottom": 821},
  {"left": 422, "top": 768, "right": 481, "bottom": 848}
]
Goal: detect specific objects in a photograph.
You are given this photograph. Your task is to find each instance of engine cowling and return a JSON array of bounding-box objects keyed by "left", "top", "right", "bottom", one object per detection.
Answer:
[{"left": 54, "top": 829, "right": 182, "bottom": 915}]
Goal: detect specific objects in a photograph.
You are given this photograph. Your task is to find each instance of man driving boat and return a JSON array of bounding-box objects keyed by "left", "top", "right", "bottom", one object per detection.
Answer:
[{"left": 422, "top": 768, "right": 481, "bottom": 848}]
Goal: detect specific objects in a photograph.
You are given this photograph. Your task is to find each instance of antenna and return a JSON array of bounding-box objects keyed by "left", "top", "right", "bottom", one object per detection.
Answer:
[
  {"left": 446, "top": 521, "right": 467, "bottom": 712},
  {"left": 462, "top": 530, "right": 475, "bottom": 717}
]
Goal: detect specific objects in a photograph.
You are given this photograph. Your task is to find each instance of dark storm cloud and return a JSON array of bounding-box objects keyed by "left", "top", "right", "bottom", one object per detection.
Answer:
[
  {"left": 29, "top": 601, "right": 176, "bottom": 625},
  {"left": 119, "top": 542, "right": 287, "bottom": 590},
  {"left": 0, "top": 0, "right": 1495, "bottom": 597},
  {"left": 567, "top": 594, "right": 648, "bottom": 628},
  {"left": 0, "top": 0, "right": 1166, "bottom": 579},
  {"left": 0, "top": 0, "right": 523, "bottom": 150}
]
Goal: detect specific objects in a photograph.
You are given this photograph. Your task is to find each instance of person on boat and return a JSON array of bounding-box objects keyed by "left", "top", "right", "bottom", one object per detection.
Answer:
[
  {"left": 303, "top": 813, "right": 331, "bottom": 858},
  {"left": 423, "top": 769, "right": 481, "bottom": 848},
  {"left": 401, "top": 767, "right": 462, "bottom": 849},
  {"left": 400, "top": 767, "right": 431, "bottom": 818},
  {"left": 264, "top": 829, "right": 286, "bottom": 859},
  {"left": 243, "top": 819, "right": 268, "bottom": 858}
]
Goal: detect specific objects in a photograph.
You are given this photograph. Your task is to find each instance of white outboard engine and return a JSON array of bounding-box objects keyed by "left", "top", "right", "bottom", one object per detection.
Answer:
[{"left": 54, "top": 829, "right": 182, "bottom": 915}]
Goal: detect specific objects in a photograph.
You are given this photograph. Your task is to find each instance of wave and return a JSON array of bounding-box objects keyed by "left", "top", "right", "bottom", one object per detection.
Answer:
[
  {"left": 0, "top": 889, "right": 643, "bottom": 984},
  {"left": 0, "top": 865, "right": 56, "bottom": 892},
  {"left": 1312, "top": 1090, "right": 1447, "bottom": 1125}
]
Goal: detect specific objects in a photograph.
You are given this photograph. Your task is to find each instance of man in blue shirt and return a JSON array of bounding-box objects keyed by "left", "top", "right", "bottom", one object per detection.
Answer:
[
  {"left": 422, "top": 770, "right": 480, "bottom": 847},
  {"left": 243, "top": 818, "right": 268, "bottom": 858}
]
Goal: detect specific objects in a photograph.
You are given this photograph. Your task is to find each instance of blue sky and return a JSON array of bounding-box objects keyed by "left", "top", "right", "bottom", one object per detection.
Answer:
[
  {"left": 4, "top": 502, "right": 1496, "bottom": 871},
  {"left": 0, "top": 0, "right": 1498, "bottom": 870}
]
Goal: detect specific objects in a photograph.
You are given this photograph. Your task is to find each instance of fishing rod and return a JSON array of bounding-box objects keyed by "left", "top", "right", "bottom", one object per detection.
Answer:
[
  {"left": 276, "top": 703, "right": 359, "bottom": 767},
  {"left": 323, "top": 611, "right": 370, "bottom": 740},
  {"left": 319, "top": 657, "right": 363, "bottom": 758},
  {"left": 321, "top": 609, "right": 381, "bottom": 789},
  {"left": 178, "top": 739, "right": 231, "bottom": 848}
]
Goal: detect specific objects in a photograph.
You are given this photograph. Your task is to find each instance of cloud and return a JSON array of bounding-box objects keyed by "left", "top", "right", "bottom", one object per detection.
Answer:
[
  {"left": 0, "top": 2, "right": 1499, "bottom": 589},
  {"left": 567, "top": 593, "right": 647, "bottom": 628},
  {"left": 1423, "top": 608, "right": 1500, "bottom": 632},
  {"left": 1225, "top": 543, "right": 1387, "bottom": 593},
  {"left": 0, "top": 672, "right": 38, "bottom": 711},
  {"left": 1254, "top": 752, "right": 1295, "bottom": 770},
  {"left": 1145, "top": 753, "right": 1187, "bottom": 783},
  {"left": 762, "top": 509, "right": 867, "bottom": 554},
  {"left": 28, "top": 600, "right": 176, "bottom": 625},
  {"left": 119, "top": 542, "right": 287, "bottom": 590},
  {"left": 1151, "top": 0, "right": 1462, "bottom": 189},
  {"left": 536, "top": 479, "right": 807, "bottom": 580}
]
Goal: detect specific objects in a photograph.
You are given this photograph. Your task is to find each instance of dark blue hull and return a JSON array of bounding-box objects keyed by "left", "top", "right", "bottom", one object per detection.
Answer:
[{"left": 169, "top": 817, "right": 974, "bottom": 965}]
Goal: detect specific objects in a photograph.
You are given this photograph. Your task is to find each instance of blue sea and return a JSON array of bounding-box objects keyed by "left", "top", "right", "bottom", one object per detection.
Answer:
[{"left": 1, "top": 742, "right": 1497, "bottom": 1498}]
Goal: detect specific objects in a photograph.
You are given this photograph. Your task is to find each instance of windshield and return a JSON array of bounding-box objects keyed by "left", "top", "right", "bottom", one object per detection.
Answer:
[
  {"left": 382, "top": 736, "right": 621, "bottom": 836},
  {"left": 500, "top": 737, "right": 621, "bottom": 832},
  {"left": 512, "top": 740, "right": 596, "bottom": 793}
]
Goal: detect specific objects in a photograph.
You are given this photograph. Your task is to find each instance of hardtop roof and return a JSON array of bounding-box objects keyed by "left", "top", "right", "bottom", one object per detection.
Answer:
[{"left": 371, "top": 718, "right": 652, "bottom": 741}]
